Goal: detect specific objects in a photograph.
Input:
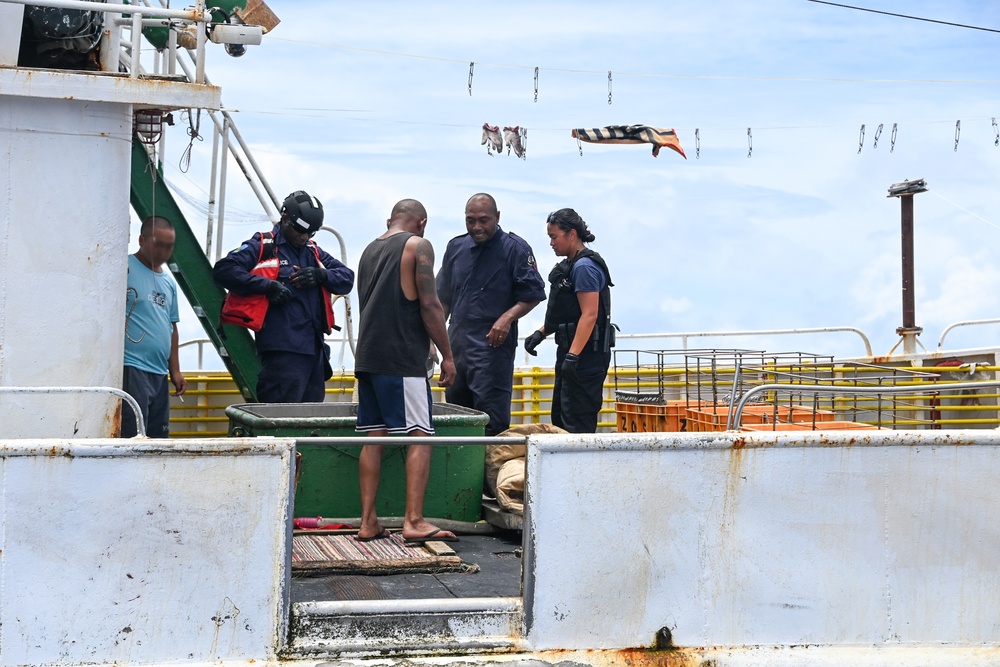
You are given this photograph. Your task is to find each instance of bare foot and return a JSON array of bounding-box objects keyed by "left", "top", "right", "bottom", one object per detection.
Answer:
[
  {"left": 357, "top": 521, "right": 385, "bottom": 541},
  {"left": 402, "top": 519, "right": 456, "bottom": 542}
]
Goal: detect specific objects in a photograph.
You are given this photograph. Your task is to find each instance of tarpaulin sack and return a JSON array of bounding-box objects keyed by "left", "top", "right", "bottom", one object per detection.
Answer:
[
  {"left": 487, "top": 423, "right": 567, "bottom": 498},
  {"left": 496, "top": 459, "right": 525, "bottom": 515}
]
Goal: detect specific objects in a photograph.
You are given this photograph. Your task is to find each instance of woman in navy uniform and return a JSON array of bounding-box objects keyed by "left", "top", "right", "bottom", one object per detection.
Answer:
[{"left": 524, "top": 209, "right": 613, "bottom": 433}]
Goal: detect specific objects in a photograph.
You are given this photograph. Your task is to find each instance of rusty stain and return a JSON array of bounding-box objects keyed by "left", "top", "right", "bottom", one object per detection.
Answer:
[
  {"left": 113, "top": 402, "right": 122, "bottom": 437},
  {"left": 531, "top": 647, "right": 711, "bottom": 666}
]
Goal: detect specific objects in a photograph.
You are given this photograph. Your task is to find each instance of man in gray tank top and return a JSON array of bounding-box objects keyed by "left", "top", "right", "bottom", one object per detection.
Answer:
[{"left": 353, "top": 199, "right": 459, "bottom": 544}]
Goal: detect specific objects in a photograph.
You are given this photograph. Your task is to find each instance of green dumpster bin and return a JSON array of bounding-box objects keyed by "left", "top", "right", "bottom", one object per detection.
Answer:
[{"left": 226, "top": 402, "right": 489, "bottom": 522}]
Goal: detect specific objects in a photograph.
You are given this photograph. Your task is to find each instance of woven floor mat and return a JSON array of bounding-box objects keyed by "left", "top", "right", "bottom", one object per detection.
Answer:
[{"left": 291, "top": 532, "right": 478, "bottom": 576}]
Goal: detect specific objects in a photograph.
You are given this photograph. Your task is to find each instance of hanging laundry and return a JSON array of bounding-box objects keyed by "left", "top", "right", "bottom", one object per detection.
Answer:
[
  {"left": 503, "top": 126, "right": 527, "bottom": 159},
  {"left": 482, "top": 123, "right": 503, "bottom": 155},
  {"left": 571, "top": 125, "right": 686, "bottom": 159}
]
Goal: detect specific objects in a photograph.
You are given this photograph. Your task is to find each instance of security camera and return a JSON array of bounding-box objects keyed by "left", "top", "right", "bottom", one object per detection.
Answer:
[{"left": 208, "top": 23, "right": 263, "bottom": 46}]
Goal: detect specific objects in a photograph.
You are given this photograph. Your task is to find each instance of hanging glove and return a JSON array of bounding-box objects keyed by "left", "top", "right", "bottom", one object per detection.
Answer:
[
  {"left": 265, "top": 280, "right": 292, "bottom": 305},
  {"left": 524, "top": 330, "right": 546, "bottom": 356},
  {"left": 291, "top": 266, "right": 325, "bottom": 289},
  {"left": 561, "top": 352, "right": 580, "bottom": 382}
]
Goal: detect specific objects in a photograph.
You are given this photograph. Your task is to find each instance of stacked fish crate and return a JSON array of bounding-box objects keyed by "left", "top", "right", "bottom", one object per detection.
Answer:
[{"left": 614, "top": 350, "right": 941, "bottom": 432}]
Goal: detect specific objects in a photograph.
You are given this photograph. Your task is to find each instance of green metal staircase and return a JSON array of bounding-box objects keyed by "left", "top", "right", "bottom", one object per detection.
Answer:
[{"left": 129, "top": 138, "right": 260, "bottom": 401}]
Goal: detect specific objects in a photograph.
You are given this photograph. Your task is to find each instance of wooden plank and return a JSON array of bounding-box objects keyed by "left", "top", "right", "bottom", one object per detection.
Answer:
[{"left": 423, "top": 541, "right": 457, "bottom": 556}]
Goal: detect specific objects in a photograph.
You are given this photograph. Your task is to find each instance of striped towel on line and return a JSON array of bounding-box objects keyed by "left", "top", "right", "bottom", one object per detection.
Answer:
[{"left": 571, "top": 125, "right": 687, "bottom": 159}]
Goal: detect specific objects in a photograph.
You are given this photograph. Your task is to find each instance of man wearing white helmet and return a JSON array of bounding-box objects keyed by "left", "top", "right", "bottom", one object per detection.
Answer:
[{"left": 214, "top": 190, "right": 355, "bottom": 402}]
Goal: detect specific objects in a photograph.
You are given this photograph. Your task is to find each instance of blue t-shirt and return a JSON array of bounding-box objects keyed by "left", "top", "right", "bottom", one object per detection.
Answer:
[
  {"left": 571, "top": 256, "right": 606, "bottom": 293},
  {"left": 124, "top": 254, "right": 179, "bottom": 375}
]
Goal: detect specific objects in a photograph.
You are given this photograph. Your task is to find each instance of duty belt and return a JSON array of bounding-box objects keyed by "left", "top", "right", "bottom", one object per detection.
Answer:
[{"left": 554, "top": 322, "right": 618, "bottom": 352}]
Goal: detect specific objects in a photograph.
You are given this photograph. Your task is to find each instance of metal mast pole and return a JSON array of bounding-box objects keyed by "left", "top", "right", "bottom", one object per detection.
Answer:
[{"left": 887, "top": 178, "right": 928, "bottom": 356}]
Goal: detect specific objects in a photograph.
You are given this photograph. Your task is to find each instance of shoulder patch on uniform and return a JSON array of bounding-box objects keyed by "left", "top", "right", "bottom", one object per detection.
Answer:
[{"left": 527, "top": 254, "right": 536, "bottom": 268}]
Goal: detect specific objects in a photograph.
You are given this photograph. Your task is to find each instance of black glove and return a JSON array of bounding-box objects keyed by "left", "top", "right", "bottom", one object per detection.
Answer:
[
  {"left": 265, "top": 280, "right": 292, "bottom": 305},
  {"left": 291, "top": 266, "right": 325, "bottom": 289},
  {"left": 524, "top": 330, "right": 546, "bottom": 356},
  {"left": 561, "top": 352, "right": 580, "bottom": 382}
]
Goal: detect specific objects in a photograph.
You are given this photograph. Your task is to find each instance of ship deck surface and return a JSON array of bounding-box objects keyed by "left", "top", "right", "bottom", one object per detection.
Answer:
[{"left": 290, "top": 529, "right": 524, "bottom": 603}]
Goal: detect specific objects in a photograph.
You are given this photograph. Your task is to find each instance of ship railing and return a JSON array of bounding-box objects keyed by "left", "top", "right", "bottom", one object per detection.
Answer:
[
  {"left": 731, "top": 381, "right": 1000, "bottom": 431},
  {"left": 0, "top": 386, "right": 147, "bottom": 437},
  {"left": 612, "top": 326, "right": 873, "bottom": 357},
  {"left": 132, "top": 0, "right": 359, "bottom": 358},
  {"left": 937, "top": 318, "right": 1000, "bottom": 351},
  {"left": 164, "top": 362, "right": 1000, "bottom": 437},
  {"left": 0, "top": 0, "right": 212, "bottom": 82},
  {"left": 611, "top": 345, "right": 1000, "bottom": 431},
  {"left": 111, "top": 0, "right": 355, "bottom": 359}
]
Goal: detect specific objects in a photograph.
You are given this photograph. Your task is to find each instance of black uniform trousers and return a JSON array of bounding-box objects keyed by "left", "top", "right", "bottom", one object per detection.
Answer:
[{"left": 551, "top": 344, "right": 611, "bottom": 434}]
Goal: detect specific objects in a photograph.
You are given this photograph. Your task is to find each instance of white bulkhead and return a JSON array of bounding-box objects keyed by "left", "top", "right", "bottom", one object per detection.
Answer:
[{"left": 0, "top": 54, "right": 220, "bottom": 437}]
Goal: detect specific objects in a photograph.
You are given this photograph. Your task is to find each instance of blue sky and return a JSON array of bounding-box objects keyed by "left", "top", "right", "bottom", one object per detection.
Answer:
[{"left": 142, "top": 1, "right": 1000, "bottom": 371}]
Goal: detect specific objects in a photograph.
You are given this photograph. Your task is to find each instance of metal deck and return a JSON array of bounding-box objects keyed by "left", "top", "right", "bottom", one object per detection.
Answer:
[{"left": 290, "top": 529, "right": 524, "bottom": 603}]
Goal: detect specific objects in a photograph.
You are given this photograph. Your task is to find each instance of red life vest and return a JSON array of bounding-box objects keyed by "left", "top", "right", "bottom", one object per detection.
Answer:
[{"left": 220, "top": 232, "right": 337, "bottom": 333}]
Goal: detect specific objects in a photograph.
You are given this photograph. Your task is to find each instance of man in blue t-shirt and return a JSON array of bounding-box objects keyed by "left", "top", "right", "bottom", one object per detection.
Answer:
[{"left": 122, "top": 216, "right": 187, "bottom": 437}]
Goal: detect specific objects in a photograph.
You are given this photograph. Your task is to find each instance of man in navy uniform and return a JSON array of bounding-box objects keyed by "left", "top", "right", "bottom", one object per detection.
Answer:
[
  {"left": 213, "top": 190, "right": 355, "bottom": 403},
  {"left": 436, "top": 193, "right": 546, "bottom": 436}
]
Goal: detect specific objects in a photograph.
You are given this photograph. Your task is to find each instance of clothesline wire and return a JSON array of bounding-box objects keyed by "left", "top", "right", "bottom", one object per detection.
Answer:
[
  {"left": 268, "top": 37, "right": 1000, "bottom": 85},
  {"left": 805, "top": 0, "right": 1000, "bottom": 34},
  {"left": 929, "top": 190, "right": 999, "bottom": 232},
  {"left": 219, "top": 106, "right": 1000, "bottom": 137}
]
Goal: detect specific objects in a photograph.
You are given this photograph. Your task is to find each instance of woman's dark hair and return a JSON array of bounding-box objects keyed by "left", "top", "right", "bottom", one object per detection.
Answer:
[{"left": 546, "top": 208, "right": 595, "bottom": 243}]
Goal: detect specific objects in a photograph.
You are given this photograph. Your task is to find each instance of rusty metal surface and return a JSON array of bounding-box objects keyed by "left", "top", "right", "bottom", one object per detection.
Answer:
[
  {"left": 525, "top": 429, "right": 1000, "bottom": 651},
  {"left": 280, "top": 645, "right": 1000, "bottom": 666},
  {"left": 0, "top": 436, "right": 295, "bottom": 665},
  {"left": 0, "top": 67, "right": 221, "bottom": 109}
]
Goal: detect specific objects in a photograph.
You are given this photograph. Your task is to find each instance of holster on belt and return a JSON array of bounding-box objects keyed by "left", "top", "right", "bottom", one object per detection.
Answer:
[{"left": 555, "top": 322, "right": 619, "bottom": 352}]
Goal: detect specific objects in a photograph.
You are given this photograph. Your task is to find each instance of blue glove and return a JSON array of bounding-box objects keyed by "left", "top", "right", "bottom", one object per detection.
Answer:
[
  {"left": 265, "top": 280, "right": 292, "bottom": 305},
  {"left": 524, "top": 330, "right": 546, "bottom": 356},
  {"left": 291, "top": 266, "right": 325, "bottom": 289},
  {"left": 561, "top": 352, "right": 580, "bottom": 382}
]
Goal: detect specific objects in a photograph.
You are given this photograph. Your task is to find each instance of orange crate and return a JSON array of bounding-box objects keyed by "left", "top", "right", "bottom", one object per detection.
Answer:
[
  {"left": 740, "top": 423, "right": 813, "bottom": 432},
  {"left": 738, "top": 404, "right": 838, "bottom": 425},
  {"left": 812, "top": 421, "right": 881, "bottom": 430},
  {"left": 615, "top": 402, "right": 643, "bottom": 433},
  {"left": 617, "top": 399, "right": 716, "bottom": 433},
  {"left": 787, "top": 405, "right": 838, "bottom": 423},
  {"left": 666, "top": 399, "right": 715, "bottom": 432},
  {"left": 686, "top": 405, "right": 767, "bottom": 432},
  {"left": 742, "top": 420, "right": 880, "bottom": 432},
  {"left": 634, "top": 403, "right": 665, "bottom": 432}
]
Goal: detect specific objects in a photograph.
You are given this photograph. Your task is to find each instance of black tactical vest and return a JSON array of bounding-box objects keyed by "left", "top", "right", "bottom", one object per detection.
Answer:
[{"left": 543, "top": 249, "right": 614, "bottom": 351}]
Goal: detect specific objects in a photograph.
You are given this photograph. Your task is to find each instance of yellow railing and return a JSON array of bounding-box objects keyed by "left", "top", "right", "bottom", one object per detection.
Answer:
[
  {"left": 169, "top": 367, "right": 620, "bottom": 437},
  {"left": 169, "top": 364, "right": 1000, "bottom": 437}
]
